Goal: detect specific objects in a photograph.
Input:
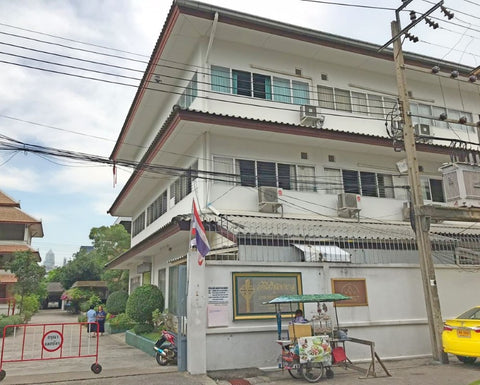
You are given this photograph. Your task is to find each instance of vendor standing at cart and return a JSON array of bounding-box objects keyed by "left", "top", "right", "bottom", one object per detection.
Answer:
[{"left": 291, "top": 309, "right": 308, "bottom": 323}]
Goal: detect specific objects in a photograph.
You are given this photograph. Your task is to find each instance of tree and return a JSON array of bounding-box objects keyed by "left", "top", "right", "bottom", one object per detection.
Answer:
[
  {"left": 7, "top": 251, "right": 46, "bottom": 313},
  {"left": 58, "top": 248, "right": 103, "bottom": 290},
  {"left": 56, "top": 224, "right": 130, "bottom": 291},
  {"left": 45, "top": 267, "right": 63, "bottom": 283},
  {"left": 89, "top": 225, "right": 130, "bottom": 262},
  {"left": 90, "top": 225, "right": 130, "bottom": 292}
]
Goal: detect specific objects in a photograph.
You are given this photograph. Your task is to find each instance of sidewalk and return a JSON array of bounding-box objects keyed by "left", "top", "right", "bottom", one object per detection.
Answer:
[
  {"left": 211, "top": 357, "right": 480, "bottom": 385},
  {"left": 0, "top": 309, "right": 214, "bottom": 385},
  {"left": 1, "top": 310, "right": 479, "bottom": 385}
]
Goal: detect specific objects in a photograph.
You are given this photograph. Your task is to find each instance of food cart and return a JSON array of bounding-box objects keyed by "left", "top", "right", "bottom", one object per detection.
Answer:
[
  {"left": 267, "top": 293, "right": 391, "bottom": 382},
  {"left": 267, "top": 293, "right": 350, "bottom": 382}
]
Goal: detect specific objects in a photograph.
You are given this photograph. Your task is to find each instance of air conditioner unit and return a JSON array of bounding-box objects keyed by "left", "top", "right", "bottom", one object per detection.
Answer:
[
  {"left": 440, "top": 162, "right": 480, "bottom": 207},
  {"left": 258, "top": 186, "right": 282, "bottom": 213},
  {"left": 300, "top": 105, "right": 325, "bottom": 128},
  {"left": 337, "top": 193, "right": 361, "bottom": 218},
  {"left": 402, "top": 201, "right": 411, "bottom": 222},
  {"left": 414, "top": 124, "right": 433, "bottom": 143}
]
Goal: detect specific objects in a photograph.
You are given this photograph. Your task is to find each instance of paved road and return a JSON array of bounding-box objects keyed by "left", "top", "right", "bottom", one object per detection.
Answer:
[{"left": 0, "top": 310, "right": 479, "bottom": 385}]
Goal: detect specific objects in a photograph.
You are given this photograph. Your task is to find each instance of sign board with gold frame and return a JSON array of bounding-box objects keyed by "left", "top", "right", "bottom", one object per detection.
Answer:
[
  {"left": 232, "top": 272, "right": 302, "bottom": 320},
  {"left": 331, "top": 278, "right": 368, "bottom": 307}
]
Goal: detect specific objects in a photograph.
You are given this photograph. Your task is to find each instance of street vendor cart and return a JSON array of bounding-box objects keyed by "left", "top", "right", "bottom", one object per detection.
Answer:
[{"left": 267, "top": 293, "right": 350, "bottom": 383}]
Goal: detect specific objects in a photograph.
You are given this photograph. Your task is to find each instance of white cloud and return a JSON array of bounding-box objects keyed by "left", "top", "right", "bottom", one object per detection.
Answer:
[{"left": 0, "top": 163, "right": 42, "bottom": 192}]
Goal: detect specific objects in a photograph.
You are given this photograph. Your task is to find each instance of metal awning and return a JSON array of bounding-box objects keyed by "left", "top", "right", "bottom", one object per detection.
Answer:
[
  {"left": 211, "top": 214, "right": 461, "bottom": 241},
  {"left": 293, "top": 244, "right": 351, "bottom": 262}
]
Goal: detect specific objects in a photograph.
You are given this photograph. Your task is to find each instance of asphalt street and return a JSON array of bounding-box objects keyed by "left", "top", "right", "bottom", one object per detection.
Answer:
[{"left": 0, "top": 310, "right": 478, "bottom": 385}]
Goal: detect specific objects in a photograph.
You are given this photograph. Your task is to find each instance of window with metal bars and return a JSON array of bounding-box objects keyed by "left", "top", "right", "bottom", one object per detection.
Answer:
[
  {"left": 339, "top": 169, "right": 395, "bottom": 198},
  {"left": 213, "top": 156, "right": 313, "bottom": 191}
]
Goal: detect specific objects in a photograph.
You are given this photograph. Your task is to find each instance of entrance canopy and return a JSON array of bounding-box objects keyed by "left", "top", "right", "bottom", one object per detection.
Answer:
[{"left": 293, "top": 244, "right": 351, "bottom": 262}]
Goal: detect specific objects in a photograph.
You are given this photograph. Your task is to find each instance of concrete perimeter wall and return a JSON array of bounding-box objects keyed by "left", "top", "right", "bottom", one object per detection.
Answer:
[{"left": 204, "top": 262, "right": 480, "bottom": 370}]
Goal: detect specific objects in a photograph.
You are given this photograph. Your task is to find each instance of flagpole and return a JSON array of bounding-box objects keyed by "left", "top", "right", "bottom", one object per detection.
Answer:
[{"left": 189, "top": 199, "right": 195, "bottom": 252}]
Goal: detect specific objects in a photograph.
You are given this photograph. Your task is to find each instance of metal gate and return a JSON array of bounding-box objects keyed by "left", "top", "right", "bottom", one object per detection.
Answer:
[{"left": 0, "top": 322, "right": 101, "bottom": 381}]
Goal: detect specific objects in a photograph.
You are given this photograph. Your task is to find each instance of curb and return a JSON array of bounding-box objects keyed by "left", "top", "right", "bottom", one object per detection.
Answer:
[{"left": 215, "top": 375, "right": 275, "bottom": 385}]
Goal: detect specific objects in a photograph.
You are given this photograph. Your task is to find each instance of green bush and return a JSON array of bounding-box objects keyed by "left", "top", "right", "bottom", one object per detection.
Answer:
[
  {"left": 79, "top": 301, "right": 90, "bottom": 313},
  {"left": 133, "top": 323, "right": 154, "bottom": 334},
  {"left": 106, "top": 291, "right": 129, "bottom": 315},
  {"left": 62, "top": 288, "right": 95, "bottom": 314},
  {"left": 126, "top": 285, "right": 164, "bottom": 325},
  {"left": 88, "top": 294, "right": 102, "bottom": 308},
  {"left": 107, "top": 313, "right": 135, "bottom": 330},
  {"left": 22, "top": 311, "right": 33, "bottom": 323},
  {"left": 152, "top": 309, "right": 176, "bottom": 331},
  {"left": 0, "top": 315, "right": 24, "bottom": 337},
  {"left": 77, "top": 314, "right": 87, "bottom": 323},
  {"left": 17, "top": 294, "right": 40, "bottom": 322}
]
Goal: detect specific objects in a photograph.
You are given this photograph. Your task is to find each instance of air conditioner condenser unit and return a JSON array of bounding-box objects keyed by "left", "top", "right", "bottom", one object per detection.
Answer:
[
  {"left": 337, "top": 193, "right": 361, "bottom": 218},
  {"left": 258, "top": 186, "right": 282, "bottom": 213},
  {"left": 300, "top": 105, "right": 325, "bottom": 128}
]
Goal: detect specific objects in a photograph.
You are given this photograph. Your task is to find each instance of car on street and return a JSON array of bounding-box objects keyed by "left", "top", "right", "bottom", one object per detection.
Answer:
[{"left": 442, "top": 305, "right": 480, "bottom": 364}]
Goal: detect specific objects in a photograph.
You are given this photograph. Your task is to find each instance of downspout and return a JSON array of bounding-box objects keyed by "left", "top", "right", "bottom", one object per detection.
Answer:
[
  {"left": 204, "top": 131, "right": 211, "bottom": 208},
  {"left": 205, "top": 12, "right": 218, "bottom": 65},
  {"left": 204, "top": 12, "right": 217, "bottom": 208}
]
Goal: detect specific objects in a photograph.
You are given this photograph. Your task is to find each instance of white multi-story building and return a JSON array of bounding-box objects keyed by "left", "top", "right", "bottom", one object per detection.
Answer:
[
  {"left": 44, "top": 249, "right": 55, "bottom": 272},
  {"left": 107, "top": 0, "right": 480, "bottom": 373}
]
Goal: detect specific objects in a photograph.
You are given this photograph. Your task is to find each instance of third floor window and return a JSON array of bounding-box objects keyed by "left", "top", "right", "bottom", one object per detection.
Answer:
[{"left": 211, "top": 65, "right": 309, "bottom": 105}]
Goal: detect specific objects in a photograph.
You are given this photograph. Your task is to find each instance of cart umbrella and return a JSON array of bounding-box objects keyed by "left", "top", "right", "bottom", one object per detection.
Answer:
[
  {"left": 267, "top": 293, "right": 350, "bottom": 304},
  {"left": 266, "top": 293, "right": 351, "bottom": 338}
]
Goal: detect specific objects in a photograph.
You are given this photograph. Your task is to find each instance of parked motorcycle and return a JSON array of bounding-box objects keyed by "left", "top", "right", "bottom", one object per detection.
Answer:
[{"left": 153, "top": 330, "right": 177, "bottom": 366}]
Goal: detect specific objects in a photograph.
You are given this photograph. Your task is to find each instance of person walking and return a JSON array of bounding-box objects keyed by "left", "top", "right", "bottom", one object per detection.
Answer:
[
  {"left": 96, "top": 305, "right": 106, "bottom": 336},
  {"left": 86, "top": 305, "right": 97, "bottom": 337}
]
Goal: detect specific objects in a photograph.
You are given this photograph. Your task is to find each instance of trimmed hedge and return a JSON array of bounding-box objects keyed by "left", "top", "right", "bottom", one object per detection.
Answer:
[
  {"left": 0, "top": 315, "right": 24, "bottom": 337},
  {"left": 106, "top": 291, "right": 129, "bottom": 315},
  {"left": 108, "top": 313, "right": 135, "bottom": 330},
  {"left": 133, "top": 323, "right": 154, "bottom": 334},
  {"left": 126, "top": 285, "right": 164, "bottom": 325}
]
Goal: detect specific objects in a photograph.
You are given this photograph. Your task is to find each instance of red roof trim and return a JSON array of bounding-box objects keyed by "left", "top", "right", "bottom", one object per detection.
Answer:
[
  {"left": 106, "top": 222, "right": 181, "bottom": 268},
  {"left": 110, "top": 115, "right": 181, "bottom": 213},
  {"left": 111, "top": 5, "right": 180, "bottom": 161},
  {"left": 109, "top": 109, "right": 460, "bottom": 214}
]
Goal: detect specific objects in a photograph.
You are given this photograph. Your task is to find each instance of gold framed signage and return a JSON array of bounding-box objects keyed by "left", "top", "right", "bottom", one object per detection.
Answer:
[
  {"left": 232, "top": 272, "right": 302, "bottom": 320},
  {"left": 331, "top": 278, "right": 368, "bottom": 307}
]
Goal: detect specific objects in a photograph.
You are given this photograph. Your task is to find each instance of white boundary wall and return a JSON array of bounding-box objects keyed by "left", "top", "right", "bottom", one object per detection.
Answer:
[{"left": 201, "top": 262, "right": 480, "bottom": 370}]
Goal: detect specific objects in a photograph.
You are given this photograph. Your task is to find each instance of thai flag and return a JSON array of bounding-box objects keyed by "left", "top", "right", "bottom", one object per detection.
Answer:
[{"left": 191, "top": 200, "right": 210, "bottom": 266}]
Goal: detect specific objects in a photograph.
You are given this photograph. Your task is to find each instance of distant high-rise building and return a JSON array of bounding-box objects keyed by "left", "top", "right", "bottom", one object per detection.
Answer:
[{"left": 44, "top": 249, "right": 55, "bottom": 272}]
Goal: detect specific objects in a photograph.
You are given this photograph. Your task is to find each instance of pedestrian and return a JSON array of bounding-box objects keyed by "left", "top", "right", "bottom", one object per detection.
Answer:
[
  {"left": 86, "top": 304, "right": 97, "bottom": 337},
  {"left": 96, "top": 305, "right": 106, "bottom": 336}
]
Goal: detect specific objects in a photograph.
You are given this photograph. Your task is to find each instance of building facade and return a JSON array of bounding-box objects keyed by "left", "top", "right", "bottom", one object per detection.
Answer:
[
  {"left": 0, "top": 190, "right": 43, "bottom": 300},
  {"left": 44, "top": 249, "right": 55, "bottom": 272},
  {"left": 107, "top": 0, "right": 480, "bottom": 373}
]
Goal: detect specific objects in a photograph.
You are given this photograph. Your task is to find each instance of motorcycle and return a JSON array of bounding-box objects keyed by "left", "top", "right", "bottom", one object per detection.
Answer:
[{"left": 153, "top": 330, "right": 177, "bottom": 366}]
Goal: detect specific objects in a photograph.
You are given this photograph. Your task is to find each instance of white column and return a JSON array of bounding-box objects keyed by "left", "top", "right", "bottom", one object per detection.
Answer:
[{"left": 186, "top": 250, "right": 207, "bottom": 374}]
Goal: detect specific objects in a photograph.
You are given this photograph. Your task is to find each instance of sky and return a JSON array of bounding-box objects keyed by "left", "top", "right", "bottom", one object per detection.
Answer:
[{"left": 0, "top": 0, "right": 478, "bottom": 267}]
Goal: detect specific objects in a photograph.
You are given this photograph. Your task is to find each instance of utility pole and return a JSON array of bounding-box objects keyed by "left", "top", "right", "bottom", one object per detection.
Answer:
[{"left": 386, "top": 1, "right": 447, "bottom": 363}]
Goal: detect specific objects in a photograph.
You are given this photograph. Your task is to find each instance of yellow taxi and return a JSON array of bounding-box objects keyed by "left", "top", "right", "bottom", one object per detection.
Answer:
[{"left": 442, "top": 305, "right": 480, "bottom": 364}]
